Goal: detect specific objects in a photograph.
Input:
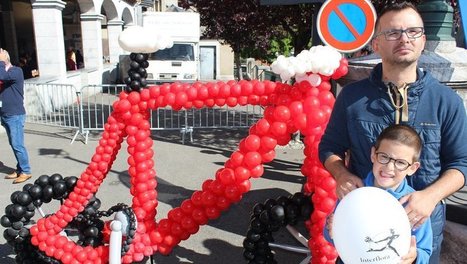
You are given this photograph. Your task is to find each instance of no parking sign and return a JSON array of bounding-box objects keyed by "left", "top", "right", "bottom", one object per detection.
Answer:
[{"left": 317, "top": 0, "right": 376, "bottom": 53}]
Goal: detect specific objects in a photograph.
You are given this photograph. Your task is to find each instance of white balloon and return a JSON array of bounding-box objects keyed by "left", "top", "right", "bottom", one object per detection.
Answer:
[
  {"left": 332, "top": 187, "right": 411, "bottom": 264},
  {"left": 295, "top": 73, "right": 308, "bottom": 83},
  {"left": 307, "top": 73, "right": 321, "bottom": 87}
]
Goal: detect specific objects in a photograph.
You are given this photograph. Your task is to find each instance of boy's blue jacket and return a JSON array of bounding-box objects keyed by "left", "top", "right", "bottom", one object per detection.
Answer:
[
  {"left": 319, "top": 63, "right": 467, "bottom": 190},
  {"left": 325, "top": 173, "right": 433, "bottom": 264}
]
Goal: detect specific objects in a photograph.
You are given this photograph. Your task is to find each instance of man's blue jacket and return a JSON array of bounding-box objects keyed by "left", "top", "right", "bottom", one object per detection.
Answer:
[{"left": 319, "top": 63, "right": 467, "bottom": 190}]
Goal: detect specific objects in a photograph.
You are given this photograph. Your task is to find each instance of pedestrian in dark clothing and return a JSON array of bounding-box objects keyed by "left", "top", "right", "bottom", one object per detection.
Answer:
[{"left": 0, "top": 48, "right": 32, "bottom": 184}]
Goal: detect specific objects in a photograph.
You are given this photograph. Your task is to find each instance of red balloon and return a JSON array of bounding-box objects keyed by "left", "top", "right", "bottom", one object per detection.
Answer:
[
  {"left": 318, "top": 91, "right": 335, "bottom": 107},
  {"left": 303, "top": 96, "right": 320, "bottom": 112},
  {"left": 192, "top": 209, "right": 208, "bottom": 225},
  {"left": 241, "top": 82, "right": 254, "bottom": 95},
  {"left": 230, "top": 151, "right": 244, "bottom": 166},
  {"left": 253, "top": 82, "right": 265, "bottom": 95},
  {"left": 207, "top": 83, "right": 220, "bottom": 97},
  {"left": 218, "top": 168, "right": 235, "bottom": 185},
  {"left": 260, "top": 136, "right": 277, "bottom": 150},
  {"left": 181, "top": 200, "right": 195, "bottom": 214},
  {"left": 186, "top": 87, "right": 197, "bottom": 100},
  {"left": 238, "top": 96, "right": 248, "bottom": 105},
  {"left": 249, "top": 164, "right": 264, "bottom": 178},
  {"left": 237, "top": 179, "right": 252, "bottom": 193},
  {"left": 261, "top": 150, "right": 275, "bottom": 163},
  {"left": 191, "top": 191, "right": 203, "bottom": 206},
  {"left": 224, "top": 185, "right": 241, "bottom": 202},
  {"left": 201, "top": 191, "right": 216, "bottom": 206},
  {"left": 216, "top": 196, "right": 231, "bottom": 210},
  {"left": 219, "top": 84, "right": 231, "bottom": 97},
  {"left": 271, "top": 121, "right": 287, "bottom": 136},
  {"left": 197, "top": 86, "right": 209, "bottom": 99},
  {"left": 264, "top": 81, "right": 276, "bottom": 94},
  {"left": 168, "top": 208, "right": 184, "bottom": 223},
  {"left": 127, "top": 92, "right": 141, "bottom": 105},
  {"left": 255, "top": 119, "right": 271, "bottom": 136},
  {"left": 149, "top": 86, "right": 160, "bottom": 98},
  {"left": 234, "top": 166, "right": 250, "bottom": 182},
  {"left": 175, "top": 92, "right": 188, "bottom": 106},
  {"left": 193, "top": 100, "right": 204, "bottom": 109},
  {"left": 215, "top": 98, "right": 226, "bottom": 106},
  {"left": 244, "top": 135, "right": 261, "bottom": 151},
  {"left": 307, "top": 109, "right": 327, "bottom": 125},
  {"left": 273, "top": 105, "right": 291, "bottom": 122},
  {"left": 244, "top": 152, "right": 262, "bottom": 168},
  {"left": 226, "top": 97, "right": 237, "bottom": 107},
  {"left": 230, "top": 84, "right": 242, "bottom": 96},
  {"left": 205, "top": 206, "right": 220, "bottom": 219},
  {"left": 289, "top": 101, "right": 303, "bottom": 116}
]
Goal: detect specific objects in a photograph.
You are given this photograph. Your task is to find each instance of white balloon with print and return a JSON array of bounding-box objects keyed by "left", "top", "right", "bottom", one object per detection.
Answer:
[{"left": 332, "top": 187, "right": 411, "bottom": 264}]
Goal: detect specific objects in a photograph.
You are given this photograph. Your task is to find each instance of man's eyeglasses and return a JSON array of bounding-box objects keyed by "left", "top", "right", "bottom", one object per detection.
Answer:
[
  {"left": 375, "top": 152, "right": 413, "bottom": 171},
  {"left": 374, "top": 27, "right": 424, "bottom": 41}
]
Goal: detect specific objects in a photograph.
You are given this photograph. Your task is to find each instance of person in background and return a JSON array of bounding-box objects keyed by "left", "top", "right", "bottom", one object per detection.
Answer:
[
  {"left": 318, "top": 2, "right": 467, "bottom": 263},
  {"left": 326, "top": 124, "right": 432, "bottom": 264},
  {"left": 0, "top": 48, "right": 32, "bottom": 184},
  {"left": 66, "top": 48, "right": 77, "bottom": 71}
]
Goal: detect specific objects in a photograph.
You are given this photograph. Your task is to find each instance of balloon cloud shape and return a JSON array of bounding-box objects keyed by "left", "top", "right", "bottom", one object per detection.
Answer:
[{"left": 118, "top": 25, "right": 173, "bottom": 53}]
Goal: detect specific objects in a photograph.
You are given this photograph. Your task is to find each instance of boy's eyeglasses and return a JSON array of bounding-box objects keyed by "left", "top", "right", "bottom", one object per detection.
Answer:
[
  {"left": 374, "top": 27, "right": 424, "bottom": 41},
  {"left": 375, "top": 152, "right": 412, "bottom": 171}
]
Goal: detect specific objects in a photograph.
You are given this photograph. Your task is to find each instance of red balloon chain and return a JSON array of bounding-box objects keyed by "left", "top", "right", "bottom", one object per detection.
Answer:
[{"left": 30, "top": 58, "right": 348, "bottom": 263}]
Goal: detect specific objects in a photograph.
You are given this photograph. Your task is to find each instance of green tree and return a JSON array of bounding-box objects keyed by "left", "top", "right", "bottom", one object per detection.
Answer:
[
  {"left": 179, "top": 0, "right": 425, "bottom": 78},
  {"left": 179, "top": 0, "right": 320, "bottom": 78}
]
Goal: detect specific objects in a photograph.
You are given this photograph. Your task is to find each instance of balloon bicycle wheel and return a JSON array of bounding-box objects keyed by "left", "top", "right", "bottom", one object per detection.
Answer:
[
  {"left": 1, "top": 174, "right": 136, "bottom": 263},
  {"left": 242, "top": 192, "right": 313, "bottom": 264}
]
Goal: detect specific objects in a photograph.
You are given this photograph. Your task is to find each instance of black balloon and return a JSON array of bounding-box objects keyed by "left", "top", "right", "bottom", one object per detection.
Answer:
[
  {"left": 49, "top": 174, "right": 63, "bottom": 185},
  {"left": 130, "top": 61, "right": 140, "bottom": 70},
  {"left": 1, "top": 215, "right": 12, "bottom": 227},
  {"left": 53, "top": 181, "right": 67, "bottom": 199},
  {"left": 135, "top": 53, "right": 146, "bottom": 63},
  {"left": 35, "top": 175, "right": 49, "bottom": 187},
  {"left": 270, "top": 205, "right": 285, "bottom": 222},
  {"left": 28, "top": 185, "right": 42, "bottom": 200},
  {"left": 16, "top": 192, "right": 32, "bottom": 206},
  {"left": 141, "top": 60, "right": 149, "bottom": 68},
  {"left": 65, "top": 176, "right": 78, "bottom": 189},
  {"left": 11, "top": 205, "right": 26, "bottom": 219}
]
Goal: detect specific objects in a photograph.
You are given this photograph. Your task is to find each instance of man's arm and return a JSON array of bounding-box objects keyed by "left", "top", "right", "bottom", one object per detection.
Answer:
[{"left": 401, "top": 169, "right": 465, "bottom": 228}]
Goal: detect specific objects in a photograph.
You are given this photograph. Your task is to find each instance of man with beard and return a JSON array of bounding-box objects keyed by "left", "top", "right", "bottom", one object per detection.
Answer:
[{"left": 319, "top": 2, "right": 467, "bottom": 263}]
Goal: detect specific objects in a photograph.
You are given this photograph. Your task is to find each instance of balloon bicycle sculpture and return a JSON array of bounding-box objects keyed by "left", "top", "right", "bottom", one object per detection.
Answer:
[{"left": 2, "top": 31, "right": 348, "bottom": 263}]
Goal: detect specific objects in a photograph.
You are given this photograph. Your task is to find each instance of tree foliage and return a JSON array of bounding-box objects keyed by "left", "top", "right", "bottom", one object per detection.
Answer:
[
  {"left": 179, "top": 0, "right": 436, "bottom": 74},
  {"left": 179, "top": 0, "right": 318, "bottom": 65}
]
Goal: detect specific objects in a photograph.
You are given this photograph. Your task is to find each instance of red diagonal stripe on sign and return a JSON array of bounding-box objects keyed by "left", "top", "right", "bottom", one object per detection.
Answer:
[{"left": 334, "top": 6, "right": 360, "bottom": 39}]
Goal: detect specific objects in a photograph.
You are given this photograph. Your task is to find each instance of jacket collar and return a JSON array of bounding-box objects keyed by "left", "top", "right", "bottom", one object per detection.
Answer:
[{"left": 369, "top": 63, "right": 427, "bottom": 97}]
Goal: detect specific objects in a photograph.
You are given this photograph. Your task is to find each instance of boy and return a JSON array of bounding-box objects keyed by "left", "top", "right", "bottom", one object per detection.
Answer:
[{"left": 326, "top": 124, "right": 432, "bottom": 263}]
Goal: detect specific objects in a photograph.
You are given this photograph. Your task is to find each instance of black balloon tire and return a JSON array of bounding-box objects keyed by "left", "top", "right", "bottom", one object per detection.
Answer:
[
  {"left": 242, "top": 192, "right": 314, "bottom": 264},
  {"left": 1, "top": 174, "right": 136, "bottom": 264}
]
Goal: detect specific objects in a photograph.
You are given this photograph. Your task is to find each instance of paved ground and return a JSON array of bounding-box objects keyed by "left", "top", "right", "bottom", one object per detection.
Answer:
[{"left": 0, "top": 123, "right": 465, "bottom": 263}]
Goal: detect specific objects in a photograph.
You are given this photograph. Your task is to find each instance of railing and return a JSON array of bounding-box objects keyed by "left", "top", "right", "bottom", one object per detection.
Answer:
[{"left": 25, "top": 83, "right": 263, "bottom": 144}]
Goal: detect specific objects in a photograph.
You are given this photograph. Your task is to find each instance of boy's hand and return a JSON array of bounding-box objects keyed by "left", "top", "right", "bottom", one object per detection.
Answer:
[
  {"left": 0, "top": 49, "right": 7, "bottom": 62},
  {"left": 399, "top": 236, "right": 417, "bottom": 264},
  {"left": 326, "top": 213, "right": 334, "bottom": 238}
]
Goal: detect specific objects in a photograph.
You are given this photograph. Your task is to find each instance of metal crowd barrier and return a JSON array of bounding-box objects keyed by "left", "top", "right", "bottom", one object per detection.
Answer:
[
  {"left": 24, "top": 83, "right": 263, "bottom": 144},
  {"left": 24, "top": 82, "right": 80, "bottom": 129}
]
